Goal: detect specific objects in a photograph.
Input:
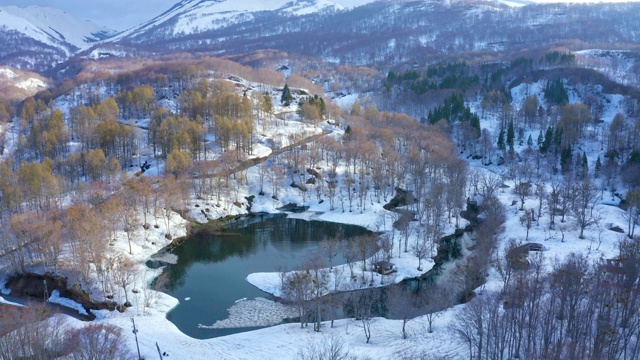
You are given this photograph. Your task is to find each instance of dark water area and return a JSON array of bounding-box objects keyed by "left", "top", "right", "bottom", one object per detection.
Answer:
[{"left": 152, "top": 214, "right": 370, "bottom": 339}]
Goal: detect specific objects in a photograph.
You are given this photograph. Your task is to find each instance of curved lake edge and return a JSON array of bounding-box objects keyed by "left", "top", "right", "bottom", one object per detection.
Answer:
[
  {"left": 148, "top": 211, "right": 377, "bottom": 338},
  {"left": 145, "top": 201, "right": 480, "bottom": 339}
]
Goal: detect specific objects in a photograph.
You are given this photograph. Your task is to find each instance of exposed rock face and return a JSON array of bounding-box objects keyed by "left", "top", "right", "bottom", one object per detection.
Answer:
[{"left": 383, "top": 187, "right": 417, "bottom": 211}]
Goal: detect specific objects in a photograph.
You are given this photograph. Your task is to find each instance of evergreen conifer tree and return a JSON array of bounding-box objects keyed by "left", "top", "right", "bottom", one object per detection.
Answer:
[
  {"left": 541, "top": 126, "right": 553, "bottom": 154},
  {"left": 537, "top": 131, "right": 543, "bottom": 148},
  {"left": 470, "top": 114, "right": 481, "bottom": 134},
  {"left": 497, "top": 126, "right": 506, "bottom": 152},
  {"left": 507, "top": 120, "right": 515, "bottom": 151},
  {"left": 582, "top": 152, "right": 588, "bottom": 177},
  {"left": 561, "top": 145, "right": 573, "bottom": 173},
  {"left": 281, "top": 84, "right": 294, "bottom": 106}
]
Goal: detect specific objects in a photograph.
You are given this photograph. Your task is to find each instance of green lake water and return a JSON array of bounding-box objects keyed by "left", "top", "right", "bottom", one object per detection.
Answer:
[{"left": 155, "top": 214, "right": 369, "bottom": 339}]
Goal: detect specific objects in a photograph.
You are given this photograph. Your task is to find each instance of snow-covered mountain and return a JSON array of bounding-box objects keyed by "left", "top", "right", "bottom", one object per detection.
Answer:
[
  {"left": 3, "top": 0, "right": 640, "bottom": 75},
  {"left": 0, "top": 6, "right": 116, "bottom": 71},
  {"left": 108, "top": 0, "right": 640, "bottom": 67},
  {"left": 113, "top": 0, "right": 374, "bottom": 42}
]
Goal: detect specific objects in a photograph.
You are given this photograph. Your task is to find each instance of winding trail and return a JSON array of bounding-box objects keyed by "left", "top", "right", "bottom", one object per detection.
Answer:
[{"left": 229, "top": 129, "right": 332, "bottom": 175}]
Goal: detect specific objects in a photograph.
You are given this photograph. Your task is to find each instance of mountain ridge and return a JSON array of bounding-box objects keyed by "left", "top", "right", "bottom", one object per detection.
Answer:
[
  {"left": 0, "top": 5, "right": 117, "bottom": 71},
  {"left": 0, "top": 6, "right": 116, "bottom": 50},
  {"left": 3, "top": 0, "right": 640, "bottom": 74}
]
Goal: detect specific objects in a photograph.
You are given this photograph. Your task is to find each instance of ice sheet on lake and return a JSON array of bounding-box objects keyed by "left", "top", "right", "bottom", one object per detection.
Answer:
[
  {"left": 149, "top": 252, "right": 178, "bottom": 264},
  {"left": 198, "top": 297, "right": 298, "bottom": 329}
]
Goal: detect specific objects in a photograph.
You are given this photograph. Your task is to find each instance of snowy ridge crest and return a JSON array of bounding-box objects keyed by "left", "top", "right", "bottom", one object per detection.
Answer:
[
  {"left": 114, "top": 0, "right": 370, "bottom": 40},
  {"left": 0, "top": 6, "right": 116, "bottom": 51}
]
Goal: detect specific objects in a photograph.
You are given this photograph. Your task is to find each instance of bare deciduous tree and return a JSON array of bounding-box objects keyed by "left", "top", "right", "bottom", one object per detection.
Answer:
[
  {"left": 282, "top": 269, "right": 313, "bottom": 328},
  {"left": 571, "top": 180, "right": 599, "bottom": 239},
  {"left": 66, "top": 323, "right": 133, "bottom": 360},
  {"left": 297, "top": 334, "right": 352, "bottom": 360}
]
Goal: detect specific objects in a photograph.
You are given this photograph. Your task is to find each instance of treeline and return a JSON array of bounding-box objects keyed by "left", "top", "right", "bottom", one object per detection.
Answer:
[{"left": 386, "top": 62, "right": 479, "bottom": 95}]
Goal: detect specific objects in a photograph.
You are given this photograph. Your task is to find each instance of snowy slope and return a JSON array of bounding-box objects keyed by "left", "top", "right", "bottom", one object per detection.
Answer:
[
  {"left": 575, "top": 49, "right": 640, "bottom": 86},
  {"left": 113, "top": 0, "right": 376, "bottom": 40},
  {"left": 0, "top": 6, "right": 116, "bottom": 51}
]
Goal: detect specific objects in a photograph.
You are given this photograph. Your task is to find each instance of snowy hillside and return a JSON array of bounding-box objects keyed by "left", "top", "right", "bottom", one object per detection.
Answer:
[
  {"left": 114, "top": 0, "right": 375, "bottom": 40},
  {"left": 0, "top": 6, "right": 115, "bottom": 51},
  {"left": 575, "top": 49, "right": 640, "bottom": 86}
]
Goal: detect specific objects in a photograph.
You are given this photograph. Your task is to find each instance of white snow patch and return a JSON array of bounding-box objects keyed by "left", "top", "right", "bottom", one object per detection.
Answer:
[
  {"left": 149, "top": 252, "right": 179, "bottom": 265},
  {"left": 0, "top": 68, "right": 17, "bottom": 79},
  {"left": 333, "top": 93, "right": 359, "bottom": 110},
  {"left": 48, "top": 290, "right": 88, "bottom": 316},
  {"left": 0, "top": 296, "right": 22, "bottom": 307},
  {"left": 15, "top": 77, "right": 46, "bottom": 92}
]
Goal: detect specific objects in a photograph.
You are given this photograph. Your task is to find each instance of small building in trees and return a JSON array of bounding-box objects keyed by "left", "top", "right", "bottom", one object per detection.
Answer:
[{"left": 373, "top": 261, "right": 395, "bottom": 275}]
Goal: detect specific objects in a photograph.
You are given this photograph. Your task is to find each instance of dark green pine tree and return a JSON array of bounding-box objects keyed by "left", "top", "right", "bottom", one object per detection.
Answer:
[
  {"left": 561, "top": 145, "right": 573, "bottom": 174},
  {"left": 497, "top": 126, "right": 506, "bottom": 152},
  {"left": 527, "top": 134, "right": 533, "bottom": 148},
  {"left": 507, "top": 120, "right": 515, "bottom": 151},
  {"left": 541, "top": 126, "right": 553, "bottom": 154},
  {"left": 575, "top": 153, "right": 583, "bottom": 178},
  {"left": 470, "top": 114, "right": 481, "bottom": 134},
  {"left": 581, "top": 152, "right": 588, "bottom": 177},
  {"left": 537, "top": 131, "right": 543, "bottom": 149},
  {"left": 553, "top": 127, "right": 563, "bottom": 153},
  {"left": 281, "top": 84, "right": 294, "bottom": 106},
  {"left": 518, "top": 128, "right": 525, "bottom": 146},
  {"left": 595, "top": 156, "right": 602, "bottom": 177}
]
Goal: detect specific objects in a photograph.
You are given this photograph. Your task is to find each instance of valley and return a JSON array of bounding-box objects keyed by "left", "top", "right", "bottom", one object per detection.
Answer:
[{"left": 0, "top": 0, "right": 639, "bottom": 359}]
